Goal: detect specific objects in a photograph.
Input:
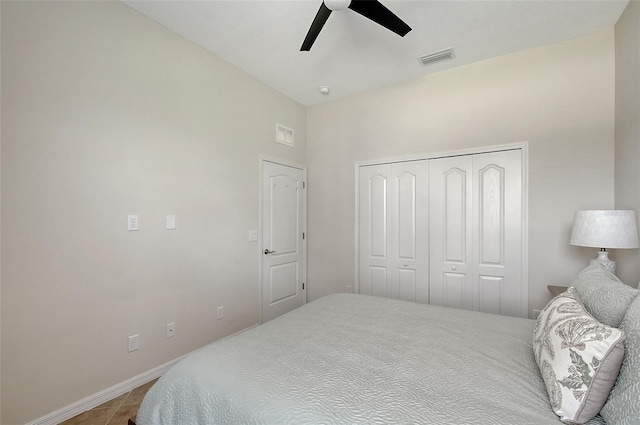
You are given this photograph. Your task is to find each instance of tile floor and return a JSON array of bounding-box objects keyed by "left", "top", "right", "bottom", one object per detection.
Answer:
[{"left": 59, "top": 379, "right": 157, "bottom": 425}]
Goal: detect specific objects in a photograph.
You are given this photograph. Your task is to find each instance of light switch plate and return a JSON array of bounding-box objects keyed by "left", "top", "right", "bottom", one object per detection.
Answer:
[
  {"left": 166, "top": 215, "right": 176, "bottom": 230},
  {"left": 127, "top": 215, "right": 139, "bottom": 231},
  {"left": 248, "top": 230, "right": 258, "bottom": 241}
]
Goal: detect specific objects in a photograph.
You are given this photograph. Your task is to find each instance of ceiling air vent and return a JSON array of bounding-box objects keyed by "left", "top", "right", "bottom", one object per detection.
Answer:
[{"left": 417, "top": 48, "right": 455, "bottom": 67}]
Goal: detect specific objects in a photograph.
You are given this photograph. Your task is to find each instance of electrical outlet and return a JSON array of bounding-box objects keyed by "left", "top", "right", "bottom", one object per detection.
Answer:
[
  {"left": 346, "top": 285, "right": 353, "bottom": 293},
  {"left": 166, "top": 322, "right": 175, "bottom": 338},
  {"left": 216, "top": 306, "right": 224, "bottom": 320},
  {"left": 128, "top": 334, "right": 139, "bottom": 352}
]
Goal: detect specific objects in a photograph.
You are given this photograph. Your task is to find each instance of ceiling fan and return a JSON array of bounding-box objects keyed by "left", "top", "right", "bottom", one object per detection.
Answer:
[{"left": 301, "top": 0, "right": 412, "bottom": 51}]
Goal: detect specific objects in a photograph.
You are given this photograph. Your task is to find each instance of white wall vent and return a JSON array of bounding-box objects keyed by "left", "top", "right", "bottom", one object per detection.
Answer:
[
  {"left": 417, "top": 48, "right": 455, "bottom": 67},
  {"left": 276, "top": 123, "right": 294, "bottom": 147}
]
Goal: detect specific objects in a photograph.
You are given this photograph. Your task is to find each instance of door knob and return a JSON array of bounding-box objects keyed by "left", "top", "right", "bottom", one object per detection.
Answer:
[
  {"left": 452, "top": 266, "right": 457, "bottom": 271},
  {"left": 264, "top": 249, "right": 276, "bottom": 255}
]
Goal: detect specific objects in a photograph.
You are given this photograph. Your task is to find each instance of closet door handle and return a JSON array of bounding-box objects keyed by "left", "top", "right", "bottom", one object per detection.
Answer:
[{"left": 264, "top": 249, "right": 276, "bottom": 255}]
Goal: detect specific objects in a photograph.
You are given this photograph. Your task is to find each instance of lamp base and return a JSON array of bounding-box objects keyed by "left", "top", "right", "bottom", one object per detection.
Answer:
[{"left": 589, "top": 250, "right": 616, "bottom": 275}]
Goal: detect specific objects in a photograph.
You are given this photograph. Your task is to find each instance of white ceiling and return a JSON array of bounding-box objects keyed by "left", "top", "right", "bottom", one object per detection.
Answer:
[{"left": 123, "top": 0, "right": 629, "bottom": 106}]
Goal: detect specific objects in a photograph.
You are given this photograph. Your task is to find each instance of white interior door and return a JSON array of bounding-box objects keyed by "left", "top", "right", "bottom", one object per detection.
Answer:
[{"left": 261, "top": 160, "right": 305, "bottom": 322}]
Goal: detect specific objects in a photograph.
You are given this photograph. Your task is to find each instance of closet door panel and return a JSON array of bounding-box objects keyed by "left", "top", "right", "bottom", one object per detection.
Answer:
[
  {"left": 443, "top": 272, "right": 465, "bottom": 309},
  {"left": 397, "top": 171, "right": 417, "bottom": 260},
  {"left": 429, "top": 156, "right": 473, "bottom": 310},
  {"left": 358, "top": 165, "right": 392, "bottom": 297},
  {"left": 478, "top": 275, "right": 503, "bottom": 314},
  {"left": 398, "top": 269, "right": 417, "bottom": 302},
  {"left": 391, "top": 161, "right": 429, "bottom": 303},
  {"left": 444, "top": 169, "right": 468, "bottom": 263},
  {"left": 473, "top": 150, "right": 523, "bottom": 317},
  {"left": 370, "top": 266, "right": 388, "bottom": 298},
  {"left": 369, "top": 174, "right": 388, "bottom": 258},
  {"left": 478, "top": 164, "right": 504, "bottom": 265},
  {"left": 358, "top": 161, "right": 428, "bottom": 302}
]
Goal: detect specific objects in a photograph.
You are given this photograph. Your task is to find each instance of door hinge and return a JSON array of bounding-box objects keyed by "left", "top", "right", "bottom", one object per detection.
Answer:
[
  {"left": 302, "top": 282, "right": 305, "bottom": 290},
  {"left": 303, "top": 181, "right": 306, "bottom": 189},
  {"left": 303, "top": 232, "right": 305, "bottom": 239}
]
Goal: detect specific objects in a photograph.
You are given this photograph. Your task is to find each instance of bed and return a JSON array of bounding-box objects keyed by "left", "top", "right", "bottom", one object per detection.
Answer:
[
  {"left": 137, "top": 262, "right": 640, "bottom": 425},
  {"left": 136, "top": 289, "right": 638, "bottom": 425}
]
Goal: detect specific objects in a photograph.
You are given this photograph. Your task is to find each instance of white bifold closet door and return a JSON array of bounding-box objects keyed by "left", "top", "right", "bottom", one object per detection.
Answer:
[
  {"left": 358, "top": 161, "right": 429, "bottom": 303},
  {"left": 429, "top": 150, "right": 523, "bottom": 316},
  {"left": 358, "top": 149, "right": 524, "bottom": 317}
]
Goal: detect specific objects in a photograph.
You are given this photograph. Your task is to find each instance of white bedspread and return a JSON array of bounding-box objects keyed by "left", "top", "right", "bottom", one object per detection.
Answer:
[{"left": 138, "top": 294, "right": 606, "bottom": 424}]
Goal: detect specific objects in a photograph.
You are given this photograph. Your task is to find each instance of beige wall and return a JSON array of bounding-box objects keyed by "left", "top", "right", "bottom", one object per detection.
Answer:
[
  {"left": 306, "top": 30, "right": 616, "bottom": 315},
  {"left": 614, "top": 0, "right": 640, "bottom": 287},
  {"left": 0, "top": 2, "right": 306, "bottom": 424}
]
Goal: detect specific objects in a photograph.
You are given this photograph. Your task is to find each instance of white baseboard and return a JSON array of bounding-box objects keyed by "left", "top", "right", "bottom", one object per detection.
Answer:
[
  {"left": 26, "top": 324, "right": 259, "bottom": 425},
  {"left": 25, "top": 355, "right": 186, "bottom": 425}
]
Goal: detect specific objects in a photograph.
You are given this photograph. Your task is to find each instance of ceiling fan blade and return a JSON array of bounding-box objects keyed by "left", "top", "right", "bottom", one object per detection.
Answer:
[
  {"left": 348, "top": 0, "right": 411, "bottom": 37},
  {"left": 301, "top": 3, "right": 333, "bottom": 51}
]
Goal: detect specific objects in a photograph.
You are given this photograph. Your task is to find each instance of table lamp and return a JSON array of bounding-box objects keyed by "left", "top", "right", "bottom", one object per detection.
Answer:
[{"left": 570, "top": 210, "right": 640, "bottom": 274}]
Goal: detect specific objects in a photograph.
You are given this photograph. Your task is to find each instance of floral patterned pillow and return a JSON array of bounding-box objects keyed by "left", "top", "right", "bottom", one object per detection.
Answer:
[{"left": 533, "top": 287, "right": 626, "bottom": 424}]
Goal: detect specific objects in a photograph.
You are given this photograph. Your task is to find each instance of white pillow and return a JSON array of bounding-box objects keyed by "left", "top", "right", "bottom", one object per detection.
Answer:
[{"left": 533, "top": 287, "right": 625, "bottom": 424}]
